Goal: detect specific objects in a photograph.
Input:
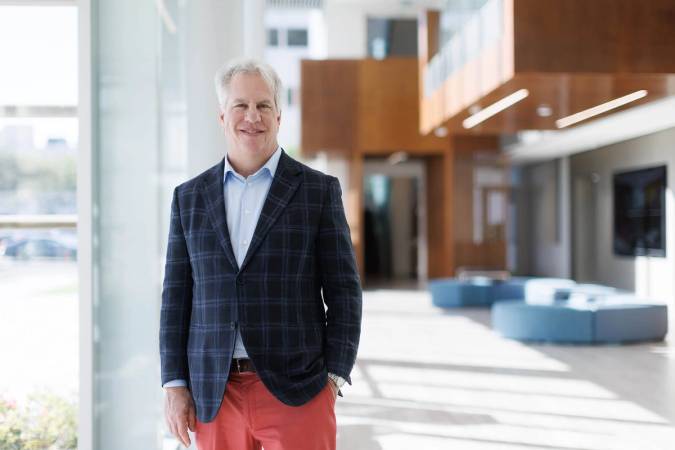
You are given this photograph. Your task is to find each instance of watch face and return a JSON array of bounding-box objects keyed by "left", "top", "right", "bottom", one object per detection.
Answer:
[{"left": 328, "top": 374, "right": 344, "bottom": 388}]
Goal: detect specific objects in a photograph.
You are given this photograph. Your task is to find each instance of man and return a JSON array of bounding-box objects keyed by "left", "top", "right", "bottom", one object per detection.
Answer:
[{"left": 159, "top": 59, "right": 362, "bottom": 450}]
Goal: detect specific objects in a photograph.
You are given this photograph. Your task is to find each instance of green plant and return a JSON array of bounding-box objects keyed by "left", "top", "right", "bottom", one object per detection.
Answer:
[{"left": 0, "top": 392, "right": 77, "bottom": 450}]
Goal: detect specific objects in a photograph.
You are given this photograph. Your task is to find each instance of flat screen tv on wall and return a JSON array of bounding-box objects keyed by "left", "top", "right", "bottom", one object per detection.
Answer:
[{"left": 613, "top": 165, "right": 667, "bottom": 257}]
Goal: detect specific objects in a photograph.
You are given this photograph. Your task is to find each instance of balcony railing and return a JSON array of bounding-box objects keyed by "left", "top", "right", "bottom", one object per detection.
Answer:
[{"left": 425, "top": 0, "right": 504, "bottom": 97}]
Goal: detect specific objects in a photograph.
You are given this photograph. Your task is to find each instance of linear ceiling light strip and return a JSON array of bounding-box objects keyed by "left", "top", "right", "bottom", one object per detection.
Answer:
[
  {"left": 556, "top": 90, "right": 648, "bottom": 129},
  {"left": 462, "top": 89, "right": 529, "bottom": 129}
]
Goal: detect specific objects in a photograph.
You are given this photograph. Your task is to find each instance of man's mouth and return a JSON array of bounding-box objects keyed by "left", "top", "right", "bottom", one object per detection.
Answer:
[{"left": 239, "top": 129, "right": 264, "bottom": 136}]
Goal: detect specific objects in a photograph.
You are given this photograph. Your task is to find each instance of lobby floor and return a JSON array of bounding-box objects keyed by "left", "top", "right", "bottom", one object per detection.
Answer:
[
  {"left": 3, "top": 261, "right": 674, "bottom": 449},
  {"left": 337, "top": 287, "right": 675, "bottom": 450}
]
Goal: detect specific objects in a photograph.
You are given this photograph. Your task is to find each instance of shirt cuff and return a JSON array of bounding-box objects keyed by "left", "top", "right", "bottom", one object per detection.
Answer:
[
  {"left": 328, "top": 372, "right": 346, "bottom": 389},
  {"left": 163, "top": 379, "right": 187, "bottom": 388}
]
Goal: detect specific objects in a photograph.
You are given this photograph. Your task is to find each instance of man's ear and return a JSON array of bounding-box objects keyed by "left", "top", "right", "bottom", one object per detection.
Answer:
[{"left": 218, "top": 109, "right": 225, "bottom": 125}]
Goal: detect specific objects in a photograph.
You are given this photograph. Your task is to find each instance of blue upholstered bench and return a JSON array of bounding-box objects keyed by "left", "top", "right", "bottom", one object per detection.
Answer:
[
  {"left": 522, "top": 278, "right": 577, "bottom": 304},
  {"left": 428, "top": 277, "right": 495, "bottom": 307},
  {"left": 492, "top": 298, "right": 668, "bottom": 343},
  {"left": 428, "top": 276, "right": 573, "bottom": 308},
  {"left": 493, "top": 277, "right": 532, "bottom": 302},
  {"left": 429, "top": 276, "right": 538, "bottom": 308}
]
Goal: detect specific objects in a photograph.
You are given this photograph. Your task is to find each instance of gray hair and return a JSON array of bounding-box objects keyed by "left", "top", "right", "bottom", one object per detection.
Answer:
[{"left": 214, "top": 58, "right": 283, "bottom": 112}]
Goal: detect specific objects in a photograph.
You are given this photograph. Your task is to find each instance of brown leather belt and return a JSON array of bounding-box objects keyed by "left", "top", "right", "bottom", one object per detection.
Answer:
[{"left": 231, "top": 358, "right": 256, "bottom": 373}]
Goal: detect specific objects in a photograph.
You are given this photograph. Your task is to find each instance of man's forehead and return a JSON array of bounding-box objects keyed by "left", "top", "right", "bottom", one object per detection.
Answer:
[
  {"left": 230, "top": 73, "right": 271, "bottom": 90},
  {"left": 228, "top": 73, "right": 274, "bottom": 102},
  {"left": 231, "top": 96, "right": 273, "bottom": 103}
]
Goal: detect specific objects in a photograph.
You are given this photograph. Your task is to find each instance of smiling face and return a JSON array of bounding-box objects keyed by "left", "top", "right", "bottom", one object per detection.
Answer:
[{"left": 219, "top": 72, "right": 280, "bottom": 166}]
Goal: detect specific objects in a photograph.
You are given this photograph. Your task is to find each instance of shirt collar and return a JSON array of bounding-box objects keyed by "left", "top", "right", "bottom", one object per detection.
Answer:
[{"left": 224, "top": 146, "right": 282, "bottom": 182}]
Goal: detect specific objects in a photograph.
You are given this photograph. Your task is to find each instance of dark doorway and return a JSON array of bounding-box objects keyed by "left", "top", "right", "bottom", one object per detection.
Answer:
[{"left": 363, "top": 174, "right": 420, "bottom": 286}]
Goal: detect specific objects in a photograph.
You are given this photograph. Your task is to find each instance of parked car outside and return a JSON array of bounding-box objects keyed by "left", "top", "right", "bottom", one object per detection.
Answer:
[{"left": 2, "top": 238, "right": 77, "bottom": 260}]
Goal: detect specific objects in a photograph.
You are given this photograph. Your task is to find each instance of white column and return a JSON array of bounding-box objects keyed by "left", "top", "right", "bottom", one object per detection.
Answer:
[
  {"left": 243, "top": 0, "right": 266, "bottom": 59},
  {"left": 84, "top": 1, "right": 247, "bottom": 449},
  {"left": 185, "top": 0, "right": 246, "bottom": 175}
]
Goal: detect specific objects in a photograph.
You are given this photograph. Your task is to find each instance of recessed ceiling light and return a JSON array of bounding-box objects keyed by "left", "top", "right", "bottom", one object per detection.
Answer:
[
  {"left": 468, "top": 105, "right": 482, "bottom": 115},
  {"left": 434, "top": 126, "right": 449, "bottom": 137},
  {"left": 556, "top": 90, "right": 648, "bottom": 129},
  {"left": 537, "top": 104, "right": 553, "bottom": 117},
  {"left": 462, "top": 89, "right": 529, "bottom": 129}
]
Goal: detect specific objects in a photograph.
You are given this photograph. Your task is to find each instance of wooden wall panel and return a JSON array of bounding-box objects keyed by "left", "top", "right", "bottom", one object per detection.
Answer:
[
  {"left": 301, "top": 60, "right": 358, "bottom": 155},
  {"left": 301, "top": 58, "right": 447, "bottom": 157},
  {"left": 451, "top": 136, "right": 508, "bottom": 271},
  {"left": 426, "top": 151, "right": 455, "bottom": 278},
  {"left": 514, "top": 0, "right": 675, "bottom": 73},
  {"left": 357, "top": 58, "right": 448, "bottom": 153}
]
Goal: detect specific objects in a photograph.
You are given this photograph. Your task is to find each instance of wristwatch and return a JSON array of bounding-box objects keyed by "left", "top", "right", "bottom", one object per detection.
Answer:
[{"left": 328, "top": 373, "right": 346, "bottom": 389}]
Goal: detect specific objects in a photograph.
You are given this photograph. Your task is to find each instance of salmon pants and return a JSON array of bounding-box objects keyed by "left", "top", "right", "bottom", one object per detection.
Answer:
[{"left": 194, "top": 372, "right": 337, "bottom": 450}]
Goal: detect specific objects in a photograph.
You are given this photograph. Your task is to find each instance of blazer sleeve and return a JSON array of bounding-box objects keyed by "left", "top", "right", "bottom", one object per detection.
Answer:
[
  {"left": 159, "top": 187, "right": 193, "bottom": 386},
  {"left": 317, "top": 177, "right": 362, "bottom": 384}
]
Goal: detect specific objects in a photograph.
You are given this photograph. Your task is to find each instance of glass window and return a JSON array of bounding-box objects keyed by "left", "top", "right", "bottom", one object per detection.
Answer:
[
  {"left": 0, "top": 5, "right": 79, "bottom": 449},
  {"left": 267, "top": 28, "right": 279, "bottom": 46},
  {"left": 287, "top": 28, "right": 308, "bottom": 47}
]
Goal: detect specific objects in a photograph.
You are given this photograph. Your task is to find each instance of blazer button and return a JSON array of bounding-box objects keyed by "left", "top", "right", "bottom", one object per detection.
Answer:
[{"left": 236, "top": 276, "right": 245, "bottom": 285}]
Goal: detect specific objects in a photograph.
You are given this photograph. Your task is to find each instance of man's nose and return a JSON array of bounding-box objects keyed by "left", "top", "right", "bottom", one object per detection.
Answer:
[{"left": 245, "top": 105, "right": 261, "bottom": 123}]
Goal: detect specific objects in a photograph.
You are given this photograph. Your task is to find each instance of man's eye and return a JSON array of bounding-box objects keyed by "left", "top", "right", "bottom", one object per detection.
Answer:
[
  {"left": 259, "top": 104, "right": 271, "bottom": 109},
  {"left": 234, "top": 104, "right": 246, "bottom": 109}
]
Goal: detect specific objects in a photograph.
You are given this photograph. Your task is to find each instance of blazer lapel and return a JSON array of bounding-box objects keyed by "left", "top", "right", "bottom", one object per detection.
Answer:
[
  {"left": 239, "top": 151, "right": 302, "bottom": 272},
  {"left": 199, "top": 159, "right": 239, "bottom": 271}
]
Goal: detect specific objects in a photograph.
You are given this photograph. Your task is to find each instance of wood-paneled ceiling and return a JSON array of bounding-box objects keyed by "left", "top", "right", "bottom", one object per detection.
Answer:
[
  {"left": 447, "top": 74, "right": 675, "bottom": 135},
  {"left": 419, "top": 0, "right": 675, "bottom": 135}
]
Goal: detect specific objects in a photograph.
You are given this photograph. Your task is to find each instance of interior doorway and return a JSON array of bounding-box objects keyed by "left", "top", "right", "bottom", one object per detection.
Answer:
[{"left": 363, "top": 158, "right": 427, "bottom": 287}]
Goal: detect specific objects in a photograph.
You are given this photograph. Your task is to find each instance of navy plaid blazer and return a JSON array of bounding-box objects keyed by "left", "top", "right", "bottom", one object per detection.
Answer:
[{"left": 159, "top": 150, "right": 362, "bottom": 423}]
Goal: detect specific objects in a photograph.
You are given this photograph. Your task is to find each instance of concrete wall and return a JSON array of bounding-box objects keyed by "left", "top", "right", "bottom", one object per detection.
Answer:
[{"left": 569, "top": 127, "right": 675, "bottom": 305}]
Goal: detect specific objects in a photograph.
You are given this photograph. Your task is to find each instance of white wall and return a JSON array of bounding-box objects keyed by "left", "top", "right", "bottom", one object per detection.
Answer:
[
  {"left": 323, "top": 2, "right": 368, "bottom": 57},
  {"left": 322, "top": 0, "right": 440, "bottom": 58},
  {"left": 305, "top": 152, "right": 350, "bottom": 210},
  {"left": 570, "top": 127, "right": 675, "bottom": 307}
]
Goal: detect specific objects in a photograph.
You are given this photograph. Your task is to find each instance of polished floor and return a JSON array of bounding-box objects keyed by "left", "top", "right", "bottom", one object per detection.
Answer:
[
  {"left": 3, "top": 262, "right": 675, "bottom": 449},
  {"left": 338, "top": 287, "right": 675, "bottom": 450}
]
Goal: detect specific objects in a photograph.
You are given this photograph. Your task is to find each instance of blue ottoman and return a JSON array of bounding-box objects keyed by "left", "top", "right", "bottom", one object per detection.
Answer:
[
  {"left": 523, "top": 278, "right": 577, "bottom": 304},
  {"left": 492, "top": 299, "right": 668, "bottom": 343},
  {"left": 429, "top": 277, "right": 494, "bottom": 307},
  {"left": 595, "top": 303, "right": 668, "bottom": 342},
  {"left": 493, "top": 277, "right": 533, "bottom": 302},
  {"left": 569, "top": 283, "right": 618, "bottom": 299}
]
